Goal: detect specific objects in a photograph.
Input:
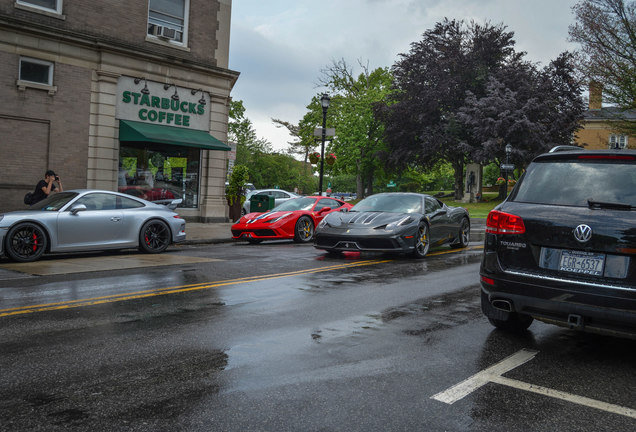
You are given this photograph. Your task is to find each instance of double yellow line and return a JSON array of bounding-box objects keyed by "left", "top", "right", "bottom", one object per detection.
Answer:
[
  {"left": 0, "top": 245, "right": 483, "bottom": 318},
  {"left": 0, "top": 259, "right": 392, "bottom": 318}
]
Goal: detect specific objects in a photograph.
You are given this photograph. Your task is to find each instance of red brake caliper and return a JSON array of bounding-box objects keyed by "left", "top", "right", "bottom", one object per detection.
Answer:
[{"left": 32, "top": 232, "right": 38, "bottom": 252}]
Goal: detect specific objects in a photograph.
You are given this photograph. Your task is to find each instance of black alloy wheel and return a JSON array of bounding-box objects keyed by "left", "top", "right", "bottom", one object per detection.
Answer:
[
  {"left": 450, "top": 217, "right": 470, "bottom": 248},
  {"left": 5, "top": 222, "right": 48, "bottom": 262},
  {"left": 294, "top": 216, "right": 314, "bottom": 243},
  {"left": 412, "top": 223, "right": 430, "bottom": 258},
  {"left": 139, "top": 220, "right": 171, "bottom": 253}
]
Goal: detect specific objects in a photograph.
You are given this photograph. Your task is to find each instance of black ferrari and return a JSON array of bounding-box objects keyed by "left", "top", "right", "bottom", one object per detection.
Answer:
[{"left": 313, "top": 192, "right": 470, "bottom": 258}]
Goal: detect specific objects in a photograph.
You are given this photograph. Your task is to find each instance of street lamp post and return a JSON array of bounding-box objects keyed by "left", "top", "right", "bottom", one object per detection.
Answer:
[
  {"left": 318, "top": 93, "right": 330, "bottom": 196},
  {"left": 504, "top": 144, "right": 512, "bottom": 196}
]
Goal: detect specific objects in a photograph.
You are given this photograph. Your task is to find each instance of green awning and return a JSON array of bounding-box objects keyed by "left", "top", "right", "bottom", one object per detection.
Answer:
[{"left": 119, "top": 120, "right": 230, "bottom": 151}]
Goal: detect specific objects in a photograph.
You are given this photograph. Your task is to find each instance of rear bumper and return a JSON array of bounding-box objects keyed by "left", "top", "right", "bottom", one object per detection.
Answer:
[{"left": 480, "top": 268, "right": 636, "bottom": 337}]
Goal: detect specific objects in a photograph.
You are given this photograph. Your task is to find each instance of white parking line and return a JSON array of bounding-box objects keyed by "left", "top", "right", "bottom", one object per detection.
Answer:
[
  {"left": 431, "top": 348, "right": 636, "bottom": 419},
  {"left": 431, "top": 348, "right": 538, "bottom": 404}
]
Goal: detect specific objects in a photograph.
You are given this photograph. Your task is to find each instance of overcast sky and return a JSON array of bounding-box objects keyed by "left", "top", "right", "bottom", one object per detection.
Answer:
[{"left": 228, "top": 0, "right": 581, "bottom": 152}]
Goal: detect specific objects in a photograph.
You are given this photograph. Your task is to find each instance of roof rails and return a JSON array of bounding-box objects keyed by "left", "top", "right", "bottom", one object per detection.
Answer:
[{"left": 548, "top": 145, "right": 584, "bottom": 153}]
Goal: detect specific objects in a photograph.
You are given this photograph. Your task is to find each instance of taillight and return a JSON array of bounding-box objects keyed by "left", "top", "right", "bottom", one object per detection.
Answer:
[
  {"left": 481, "top": 275, "right": 495, "bottom": 285},
  {"left": 486, "top": 210, "right": 525, "bottom": 235}
]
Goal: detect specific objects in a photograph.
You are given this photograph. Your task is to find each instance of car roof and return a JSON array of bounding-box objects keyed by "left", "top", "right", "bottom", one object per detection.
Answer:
[{"left": 535, "top": 149, "right": 636, "bottom": 162}]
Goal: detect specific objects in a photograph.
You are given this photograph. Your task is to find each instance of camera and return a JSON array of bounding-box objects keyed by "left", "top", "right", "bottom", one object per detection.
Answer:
[{"left": 55, "top": 176, "right": 60, "bottom": 181}]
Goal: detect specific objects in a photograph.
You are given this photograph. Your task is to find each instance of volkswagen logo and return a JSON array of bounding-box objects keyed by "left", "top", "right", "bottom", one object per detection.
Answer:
[{"left": 573, "top": 224, "right": 592, "bottom": 243}]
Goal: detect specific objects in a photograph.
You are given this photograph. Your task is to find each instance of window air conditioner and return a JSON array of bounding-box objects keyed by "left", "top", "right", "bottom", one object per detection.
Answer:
[{"left": 151, "top": 25, "right": 180, "bottom": 40}]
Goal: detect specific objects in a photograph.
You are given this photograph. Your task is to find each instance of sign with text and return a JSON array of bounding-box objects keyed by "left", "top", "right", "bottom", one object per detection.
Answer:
[
  {"left": 116, "top": 76, "right": 210, "bottom": 131},
  {"left": 313, "top": 127, "right": 335, "bottom": 137}
]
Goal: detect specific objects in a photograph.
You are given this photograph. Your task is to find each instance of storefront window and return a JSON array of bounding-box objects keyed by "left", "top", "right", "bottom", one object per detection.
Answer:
[{"left": 119, "top": 143, "right": 199, "bottom": 208}]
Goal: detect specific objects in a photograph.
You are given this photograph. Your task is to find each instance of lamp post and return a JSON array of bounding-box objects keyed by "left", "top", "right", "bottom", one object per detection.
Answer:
[
  {"left": 318, "top": 93, "right": 330, "bottom": 196},
  {"left": 504, "top": 144, "right": 512, "bottom": 196}
]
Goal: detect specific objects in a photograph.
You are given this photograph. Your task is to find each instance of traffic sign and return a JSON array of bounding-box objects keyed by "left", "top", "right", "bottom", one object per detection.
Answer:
[
  {"left": 500, "top": 164, "right": 515, "bottom": 171},
  {"left": 314, "top": 127, "right": 336, "bottom": 137}
]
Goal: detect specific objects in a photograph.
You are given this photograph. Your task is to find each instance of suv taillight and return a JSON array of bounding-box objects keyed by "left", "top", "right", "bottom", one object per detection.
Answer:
[{"left": 486, "top": 210, "right": 526, "bottom": 235}]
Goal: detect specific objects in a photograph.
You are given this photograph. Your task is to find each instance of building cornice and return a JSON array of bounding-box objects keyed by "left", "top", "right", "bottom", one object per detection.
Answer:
[{"left": 0, "top": 13, "right": 240, "bottom": 84}]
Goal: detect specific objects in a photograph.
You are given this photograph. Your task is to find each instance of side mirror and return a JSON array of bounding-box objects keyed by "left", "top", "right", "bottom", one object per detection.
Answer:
[
  {"left": 318, "top": 207, "right": 332, "bottom": 214},
  {"left": 70, "top": 204, "right": 87, "bottom": 215},
  {"left": 340, "top": 207, "right": 349, "bottom": 213}
]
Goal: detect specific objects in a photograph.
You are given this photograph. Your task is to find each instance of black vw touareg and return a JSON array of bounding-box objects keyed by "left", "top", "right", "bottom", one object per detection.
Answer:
[{"left": 480, "top": 147, "right": 636, "bottom": 338}]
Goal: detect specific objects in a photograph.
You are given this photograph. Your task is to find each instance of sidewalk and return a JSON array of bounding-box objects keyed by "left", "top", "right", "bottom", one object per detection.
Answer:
[{"left": 183, "top": 218, "right": 486, "bottom": 245}]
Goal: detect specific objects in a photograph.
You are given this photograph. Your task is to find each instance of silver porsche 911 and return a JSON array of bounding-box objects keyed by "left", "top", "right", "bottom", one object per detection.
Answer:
[
  {"left": 313, "top": 192, "right": 470, "bottom": 258},
  {"left": 0, "top": 190, "right": 186, "bottom": 262}
]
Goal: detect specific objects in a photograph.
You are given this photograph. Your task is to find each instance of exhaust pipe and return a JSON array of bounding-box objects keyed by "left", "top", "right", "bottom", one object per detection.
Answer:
[{"left": 491, "top": 299, "right": 513, "bottom": 312}]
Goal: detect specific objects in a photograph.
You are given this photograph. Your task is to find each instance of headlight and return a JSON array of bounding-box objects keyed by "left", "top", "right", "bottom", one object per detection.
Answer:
[
  {"left": 385, "top": 216, "right": 414, "bottom": 230},
  {"left": 318, "top": 218, "right": 328, "bottom": 229}
]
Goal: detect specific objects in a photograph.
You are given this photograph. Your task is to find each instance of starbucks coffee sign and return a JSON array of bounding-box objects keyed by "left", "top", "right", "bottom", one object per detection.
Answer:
[{"left": 116, "top": 76, "right": 210, "bottom": 131}]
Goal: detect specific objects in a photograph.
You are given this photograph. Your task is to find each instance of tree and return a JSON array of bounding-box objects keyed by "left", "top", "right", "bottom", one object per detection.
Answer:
[
  {"left": 315, "top": 59, "right": 393, "bottom": 198},
  {"left": 569, "top": 0, "right": 636, "bottom": 134},
  {"left": 458, "top": 52, "right": 585, "bottom": 168},
  {"left": 379, "top": 19, "right": 519, "bottom": 200}
]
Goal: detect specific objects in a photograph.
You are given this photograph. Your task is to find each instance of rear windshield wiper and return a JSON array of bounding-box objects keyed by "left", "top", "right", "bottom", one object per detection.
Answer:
[{"left": 587, "top": 199, "right": 636, "bottom": 210}]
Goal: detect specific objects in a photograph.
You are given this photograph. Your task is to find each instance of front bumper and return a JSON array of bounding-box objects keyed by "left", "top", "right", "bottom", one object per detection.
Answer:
[{"left": 313, "top": 227, "right": 416, "bottom": 253}]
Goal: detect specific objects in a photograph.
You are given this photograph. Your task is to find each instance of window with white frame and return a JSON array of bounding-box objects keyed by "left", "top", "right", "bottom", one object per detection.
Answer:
[
  {"left": 16, "top": 0, "right": 62, "bottom": 14},
  {"left": 19, "top": 57, "right": 54, "bottom": 86},
  {"left": 147, "top": 0, "right": 188, "bottom": 44},
  {"left": 609, "top": 134, "right": 628, "bottom": 149}
]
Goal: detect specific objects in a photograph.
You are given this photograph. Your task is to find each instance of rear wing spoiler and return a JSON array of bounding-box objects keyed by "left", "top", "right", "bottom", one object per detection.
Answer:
[{"left": 152, "top": 198, "right": 182, "bottom": 210}]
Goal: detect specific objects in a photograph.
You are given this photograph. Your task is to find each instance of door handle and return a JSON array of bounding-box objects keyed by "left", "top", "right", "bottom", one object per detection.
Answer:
[{"left": 111, "top": 217, "right": 121, "bottom": 222}]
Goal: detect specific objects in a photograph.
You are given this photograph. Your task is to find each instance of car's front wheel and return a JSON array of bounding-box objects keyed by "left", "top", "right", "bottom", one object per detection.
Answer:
[
  {"left": 412, "top": 223, "right": 430, "bottom": 258},
  {"left": 294, "top": 216, "right": 314, "bottom": 243},
  {"left": 139, "top": 219, "right": 171, "bottom": 253},
  {"left": 5, "top": 222, "right": 48, "bottom": 262}
]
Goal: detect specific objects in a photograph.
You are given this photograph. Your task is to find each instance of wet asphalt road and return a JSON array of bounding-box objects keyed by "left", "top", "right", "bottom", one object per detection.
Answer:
[{"left": 0, "top": 239, "right": 635, "bottom": 431}]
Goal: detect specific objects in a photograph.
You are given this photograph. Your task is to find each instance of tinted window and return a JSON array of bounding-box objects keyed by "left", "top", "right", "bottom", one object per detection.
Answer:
[
  {"left": 352, "top": 194, "right": 422, "bottom": 213},
  {"left": 315, "top": 198, "right": 341, "bottom": 211},
  {"left": 425, "top": 197, "right": 442, "bottom": 213},
  {"left": 273, "top": 197, "right": 315, "bottom": 211},
  {"left": 74, "top": 193, "right": 117, "bottom": 211},
  {"left": 119, "top": 196, "right": 145, "bottom": 209},
  {"left": 513, "top": 160, "right": 636, "bottom": 206}
]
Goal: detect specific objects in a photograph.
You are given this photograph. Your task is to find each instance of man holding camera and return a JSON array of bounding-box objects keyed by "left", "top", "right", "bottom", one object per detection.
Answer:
[{"left": 31, "top": 170, "right": 63, "bottom": 204}]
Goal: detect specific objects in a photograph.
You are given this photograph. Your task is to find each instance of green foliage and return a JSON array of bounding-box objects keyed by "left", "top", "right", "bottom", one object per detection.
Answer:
[
  {"left": 226, "top": 165, "right": 249, "bottom": 206},
  {"left": 483, "top": 162, "right": 500, "bottom": 186},
  {"left": 295, "top": 60, "right": 394, "bottom": 198}
]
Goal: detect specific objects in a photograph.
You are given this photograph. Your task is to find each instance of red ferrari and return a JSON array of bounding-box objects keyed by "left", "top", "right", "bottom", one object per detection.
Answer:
[{"left": 231, "top": 196, "right": 353, "bottom": 243}]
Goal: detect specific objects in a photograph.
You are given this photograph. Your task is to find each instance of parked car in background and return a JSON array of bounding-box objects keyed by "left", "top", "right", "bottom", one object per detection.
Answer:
[
  {"left": 0, "top": 190, "right": 185, "bottom": 262},
  {"left": 118, "top": 186, "right": 178, "bottom": 202},
  {"left": 480, "top": 148, "right": 636, "bottom": 338},
  {"left": 232, "top": 196, "right": 352, "bottom": 243},
  {"left": 314, "top": 192, "right": 470, "bottom": 258},
  {"left": 242, "top": 189, "right": 299, "bottom": 215}
]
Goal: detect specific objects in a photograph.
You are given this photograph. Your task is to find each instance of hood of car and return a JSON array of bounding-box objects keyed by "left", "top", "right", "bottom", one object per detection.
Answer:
[
  {"left": 323, "top": 211, "right": 418, "bottom": 229},
  {"left": 241, "top": 210, "right": 297, "bottom": 224}
]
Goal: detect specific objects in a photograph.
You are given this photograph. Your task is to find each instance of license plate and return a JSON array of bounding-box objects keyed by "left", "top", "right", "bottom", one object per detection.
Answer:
[{"left": 559, "top": 250, "right": 605, "bottom": 276}]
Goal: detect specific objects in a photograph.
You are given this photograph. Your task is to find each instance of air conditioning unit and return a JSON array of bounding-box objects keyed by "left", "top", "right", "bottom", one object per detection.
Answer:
[{"left": 151, "top": 25, "right": 181, "bottom": 41}]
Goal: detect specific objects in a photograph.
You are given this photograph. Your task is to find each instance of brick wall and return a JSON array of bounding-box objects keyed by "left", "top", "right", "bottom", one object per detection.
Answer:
[
  {"left": 0, "top": 0, "right": 222, "bottom": 66},
  {"left": 0, "top": 51, "right": 91, "bottom": 212}
]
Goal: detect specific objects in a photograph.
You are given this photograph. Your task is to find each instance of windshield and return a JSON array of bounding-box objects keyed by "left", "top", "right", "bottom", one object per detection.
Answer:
[
  {"left": 272, "top": 197, "right": 316, "bottom": 211},
  {"left": 351, "top": 194, "right": 422, "bottom": 213},
  {"left": 513, "top": 160, "right": 636, "bottom": 207},
  {"left": 27, "top": 192, "right": 78, "bottom": 211}
]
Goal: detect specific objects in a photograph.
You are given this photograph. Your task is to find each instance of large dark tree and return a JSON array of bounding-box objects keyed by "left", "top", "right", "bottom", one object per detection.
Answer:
[
  {"left": 379, "top": 19, "right": 518, "bottom": 199},
  {"left": 459, "top": 52, "right": 585, "bottom": 167},
  {"left": 569, "top": 0, "right": 636, "bottom": 134}
]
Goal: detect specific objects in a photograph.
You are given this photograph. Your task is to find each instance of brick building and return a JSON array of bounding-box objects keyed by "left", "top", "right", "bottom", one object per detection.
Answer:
[
  {"left": 575, "top": 83, "right": 635, "bottom": 150},
  {"left": 0, "top": 0, "right": 238, "bottom": 221}
]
